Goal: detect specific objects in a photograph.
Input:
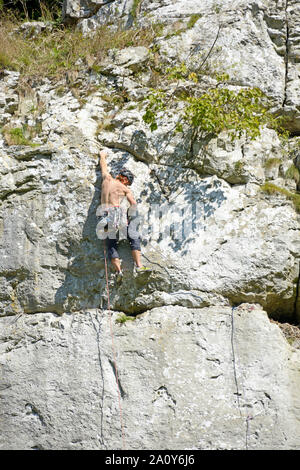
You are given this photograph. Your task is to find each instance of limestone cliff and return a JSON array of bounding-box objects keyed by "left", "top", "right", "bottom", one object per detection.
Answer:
[{"left": 0, "top": 0, "right": 300, "bottom": 450}]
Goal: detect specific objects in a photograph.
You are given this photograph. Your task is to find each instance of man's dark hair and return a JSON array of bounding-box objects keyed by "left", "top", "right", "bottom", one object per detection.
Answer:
[{"left": 119, "top": 168, "right": 134, "bottom": 185}]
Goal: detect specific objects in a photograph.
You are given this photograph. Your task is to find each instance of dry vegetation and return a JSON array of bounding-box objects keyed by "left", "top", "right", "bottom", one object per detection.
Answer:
[
  {"left": 0, "top": 12, "right": 161, "bottom": 81},
  {"left": 271, "top": 319, "right": 300, "bottom": 349}
]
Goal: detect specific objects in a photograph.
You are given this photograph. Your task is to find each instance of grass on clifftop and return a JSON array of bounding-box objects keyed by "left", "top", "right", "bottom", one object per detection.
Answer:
[{"left": 0, "top": 14, "right": 161, "bottom": 80}]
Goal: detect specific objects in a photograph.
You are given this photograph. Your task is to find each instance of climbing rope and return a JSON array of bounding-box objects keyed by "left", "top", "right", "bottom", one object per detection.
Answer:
[
  {"left": 231, "top": 306, "right": 242, "bottom": 416},
  {"left": 103, "top": 241, "right": 126, "bottom": 450},
  {"left": 231, "top": 306, "right": 253, "bottom": 450}
]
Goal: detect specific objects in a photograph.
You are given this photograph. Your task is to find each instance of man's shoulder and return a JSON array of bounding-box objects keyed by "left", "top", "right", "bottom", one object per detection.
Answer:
[
  {"left": 102, "top": 172, "right": 113, "bottom": 181},
  {"left": 122, "top": 184, "right": 132, "bottom": 195},
  {"left": 115, "top": 179, "right": 129, "bottom": 191}
]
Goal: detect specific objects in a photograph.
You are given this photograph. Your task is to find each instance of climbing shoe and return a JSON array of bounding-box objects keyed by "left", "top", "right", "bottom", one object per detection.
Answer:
[{"left": 135, "top": 266, "right": 152, "bottom": 274}]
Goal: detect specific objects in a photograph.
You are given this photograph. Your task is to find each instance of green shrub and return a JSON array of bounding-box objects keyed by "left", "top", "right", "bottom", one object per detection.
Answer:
[
  {"left": 143, "top": 58, "right": 289, "bottom": 143},
  {"left": 116, "top": 313, "right": 135, "bottom": 324},
  {"left": 183, "top": 87, "right": 271, "bottom": 140},
  {"left": 143, "top": 85, "right": 284, "bottom": 141}
]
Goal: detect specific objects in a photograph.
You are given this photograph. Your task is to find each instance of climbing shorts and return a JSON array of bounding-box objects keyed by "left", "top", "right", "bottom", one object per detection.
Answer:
[
  {"left": 107, "top": 230, "right": 141, "bottom": 259},
  {"left": 96, "top": 205, "right": 141, "bottom": 259}
]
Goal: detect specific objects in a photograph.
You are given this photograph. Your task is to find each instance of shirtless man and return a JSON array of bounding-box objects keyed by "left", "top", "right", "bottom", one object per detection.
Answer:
[{"left": 98, "top": 149, "right": 150, "bottom": 279}]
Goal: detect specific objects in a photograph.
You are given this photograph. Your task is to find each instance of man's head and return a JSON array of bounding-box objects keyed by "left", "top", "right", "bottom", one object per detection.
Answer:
[{"left": 116, "top": 168, "right": 134, "bottom": 186}]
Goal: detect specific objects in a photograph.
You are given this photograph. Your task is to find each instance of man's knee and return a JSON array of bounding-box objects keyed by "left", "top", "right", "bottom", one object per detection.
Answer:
[
  {"left": 129, "top": 236, "right": 141, "bottom": 252},
  {"left": 107, "top": 239, "right": 119, "bottom": 259}
]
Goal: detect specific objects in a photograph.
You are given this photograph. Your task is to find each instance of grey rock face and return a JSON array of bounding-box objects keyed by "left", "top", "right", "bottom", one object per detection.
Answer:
[
  {"left": 62, "top": 0, "right": 111, "bottom": 21},
  {"left": 15, "top": 21, "right": 53, "bottom": 38},
  {"left": 0, "top": 71, "right": 19, "bottom": 126},
  {"left": 1, "top": 135, "right": 299, "bottom": 319},
  {"left": 283, "top": 0, "right": 300, "bottom": 131},
  {"left": 1, "top": 305, "right": 300, "bottom": 450},
  {"left": 63, "top": 0, "right": 300, "bottom": 132}
]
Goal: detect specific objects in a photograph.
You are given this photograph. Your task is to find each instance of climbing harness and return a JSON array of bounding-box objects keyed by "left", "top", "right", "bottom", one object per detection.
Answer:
[
  {"left": 103, "top": 240, "right": 126, "bottom": 450},
  {"left": 97, "top": 206, "right": 128, "bottom": 239}
]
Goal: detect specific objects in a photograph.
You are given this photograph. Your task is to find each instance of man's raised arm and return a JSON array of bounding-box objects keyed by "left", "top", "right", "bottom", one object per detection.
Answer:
[{"left": 99, "top": 150, "right": 111, "bottom": 179}]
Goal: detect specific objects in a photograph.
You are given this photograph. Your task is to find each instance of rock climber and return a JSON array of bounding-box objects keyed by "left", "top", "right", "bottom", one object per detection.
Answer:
[{"left": 97, "top": 149, "right": 151, "bottom": 281}]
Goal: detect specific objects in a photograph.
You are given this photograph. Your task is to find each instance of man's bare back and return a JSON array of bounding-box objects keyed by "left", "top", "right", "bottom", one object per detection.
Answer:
[{"left": 101, "top": 175, "right": 129, "bottom": 207}]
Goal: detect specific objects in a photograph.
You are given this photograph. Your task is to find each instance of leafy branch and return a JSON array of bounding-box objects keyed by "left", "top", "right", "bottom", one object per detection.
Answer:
[{"left": 142, "top": 66, "right": 288, "bottom": 143}]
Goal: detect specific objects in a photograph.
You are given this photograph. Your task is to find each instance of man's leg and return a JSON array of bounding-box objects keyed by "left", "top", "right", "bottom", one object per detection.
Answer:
[
  {"left": 131, "top": 246, "right": 151, "bottom": 272},
  {"left": 111, "top": 257, "right": 122, "bottom": 272},
  {"left": 107, "top": 238, "right": 122, "bottom": 273},
  {"left": 128, "top": 234, "right": 149, "bottom": 271},
  {"left": 131, "top": 249, "right": 142, "bottom": 268},
  {"left": 128, "top": 221, "right": 151, "bottom": 272}
]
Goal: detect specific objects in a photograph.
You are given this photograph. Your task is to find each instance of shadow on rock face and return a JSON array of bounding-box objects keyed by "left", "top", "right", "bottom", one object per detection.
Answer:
[
  {"left": 53, "top": 153, "right": 229, "bottom": 315},
  {"left": 54, "top": 169, "right": 105, "bottom": 313}
]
